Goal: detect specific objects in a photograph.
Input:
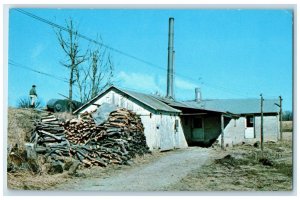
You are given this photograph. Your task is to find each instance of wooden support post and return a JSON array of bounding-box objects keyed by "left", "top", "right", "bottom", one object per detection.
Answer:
[
  {"left": 260, "top": 94, "right": 264, "bottom": 151},
  {"left": 221, "top": 114, "right": 224, "bottom": 150},
  {"left": 279, "top": 96, "right": 283, "bottom": 141}
]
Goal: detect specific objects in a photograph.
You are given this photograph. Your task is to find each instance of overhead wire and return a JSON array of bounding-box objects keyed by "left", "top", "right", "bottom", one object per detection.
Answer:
[
  {"left": 9, "top": 59, "right": 69, "bottom": 83},
  {"left": 14, "top": 9, "right": 166, "bottom": 72},
  {"left": 13, "top": 8, "right": 266, "bottom": 99}
]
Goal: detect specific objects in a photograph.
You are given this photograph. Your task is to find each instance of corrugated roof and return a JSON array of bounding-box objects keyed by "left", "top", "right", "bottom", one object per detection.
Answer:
[
  {"left": 121, "top": 89, "right": 181, "bottom": 113},
  {"left": 144, "top": 95, "right": 279, "bottom": 115},
  {"left": 151, "top": 95, "right": 191, "bottom": 108},
  {"left": 74, "top": 86, "right": 181, "bottom": 114},
  {"left": 74, "top": 85, "right": 279, "bottom": 115},
  {"left": 182, "top": 99, "right": 280, "bottom": 114}
]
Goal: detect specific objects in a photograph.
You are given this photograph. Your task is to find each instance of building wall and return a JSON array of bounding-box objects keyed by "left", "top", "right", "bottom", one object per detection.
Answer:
[
  {"left": 140, "top": 113, "right": 183, "bottom": 151},
  {"left": 145, "top": 113, "right": 187, "bottom": 151},
  {"left": 254, "top": 115, "right": 280, "bottom": 141},
  {"left": 79, "top": 90, "right": 149, "bottom": 116},
  {"left": 218, "top": 115, "right": 279, "bottom": 147},
  {"left": 78, "top": 89, "right": 188, "bottom": 151},
  {"left": 181, "top": 114, "right": 221, "bottom": 145},
  {"left": 220, "top": 117, "right": 247, "bottom": 147}
]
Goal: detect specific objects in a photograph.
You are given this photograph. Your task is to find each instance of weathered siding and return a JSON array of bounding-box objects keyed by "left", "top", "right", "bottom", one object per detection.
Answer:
[
  {"left": 218, "top": 115, "right": 279, "bottom": 147},
  {"left": 176, "top": 117, "right": 188, "bottom": 148},
  {"left": 78, "top": 89, "right": 188, "bottom": 151},
  {"left": 221, "top": 117, "right": 246, "bottom": 147},
  {"left": 181, "top": 116, "right": 192, "bottom": 143},
  {"left": 80, "top": 90, "right": 149, "bottom": 115},
  {"left": 140, "top": 113, "right": 185, "bottom": 151},
  {"left": 254, "top": 115, "right": 280, "bottom": 141}
]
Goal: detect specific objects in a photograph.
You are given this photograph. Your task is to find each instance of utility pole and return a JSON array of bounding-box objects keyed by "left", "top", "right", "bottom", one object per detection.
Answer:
[
  {"left": 221, "top": 114, "right": 224, "bottom": 150},
  {"left": 279, "top": 96, "right": 283, "bottom": 141},
  {"left": 260, "top": 94, "right": 264, "bottom": 151}
]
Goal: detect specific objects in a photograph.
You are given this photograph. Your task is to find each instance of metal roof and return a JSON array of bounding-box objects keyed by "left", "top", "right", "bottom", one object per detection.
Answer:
[
  {"left": 121, "top": 88, "right": 181, "bottom": 113},
  {"left": 151, "top": 95, "right": 191, "bottom": 108},
  {"left": 182, "top": 99, "right": 280, "bottom": 114},
  {"left": 74, "top": 85, "right": 279, "bottom": 115},
  {"left": 74, "top": 86, "right": 181, "bottom": 114}
]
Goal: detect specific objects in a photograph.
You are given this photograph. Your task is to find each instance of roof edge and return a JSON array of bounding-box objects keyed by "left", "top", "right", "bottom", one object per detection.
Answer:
[
  {"left": 73, "top": 85, "right": 115, "bottom": 114},
  {"left": 121, "top": 90, "right": 181, "bottom": 113},
  {"left": 73, "top": 85, "right": 181, "bottom": 114}
]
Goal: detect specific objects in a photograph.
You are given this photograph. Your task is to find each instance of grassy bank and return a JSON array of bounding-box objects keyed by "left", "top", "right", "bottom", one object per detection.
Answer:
[{"left": 165, "top": 132, "right": 293, "bottom": 191}]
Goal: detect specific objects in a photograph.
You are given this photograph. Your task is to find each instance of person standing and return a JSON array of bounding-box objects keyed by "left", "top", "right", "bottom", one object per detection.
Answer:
[{"left": 29, "top": 85, "right": 38, "bottom": 108}]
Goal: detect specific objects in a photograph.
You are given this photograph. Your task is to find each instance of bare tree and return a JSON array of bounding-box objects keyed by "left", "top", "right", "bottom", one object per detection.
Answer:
[
  {"left": 74, "top": 39, "right": 114, "bottom": 103},
  {"left": 55, "top": 19, "right": 87, "bottom": 112}
]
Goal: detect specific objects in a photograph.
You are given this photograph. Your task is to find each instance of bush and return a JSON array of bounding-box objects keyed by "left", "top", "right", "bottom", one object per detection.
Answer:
[{"left": 17, "top": 97, "right": 44, "bottom": 109}]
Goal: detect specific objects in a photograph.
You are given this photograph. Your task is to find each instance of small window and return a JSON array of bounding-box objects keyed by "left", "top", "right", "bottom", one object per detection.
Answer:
[
  {"left": 246, "top": 116, "right": 254, "bottom": 127},
  {"left": 193, "top": 118, "right": 203, "bottom": 128}
]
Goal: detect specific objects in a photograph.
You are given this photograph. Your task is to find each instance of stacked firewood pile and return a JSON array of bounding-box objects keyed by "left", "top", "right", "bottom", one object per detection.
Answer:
[
  {"left": 31, "top": 113, "right": 68, "bottom": 151},
  {"left": 30, "top": 108, "right": 150, "bottom": 169}
]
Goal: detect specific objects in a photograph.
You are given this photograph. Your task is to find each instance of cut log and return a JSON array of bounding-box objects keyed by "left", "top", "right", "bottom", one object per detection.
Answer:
[
  {"left": 39, "top": 130, "right": 63, "bottom": 141},
  {"left": 31, "top": 107, "right": 149, "bottom": 169},
  {"left": 42, "top": 118, "right": 58, "bottom": 123}
]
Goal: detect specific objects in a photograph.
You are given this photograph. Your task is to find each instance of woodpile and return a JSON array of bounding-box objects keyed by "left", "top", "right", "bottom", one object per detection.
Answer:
[
  {"left": 30, "top": 108, "right": 150, "bottom": 169},
  {"left": 31, "top": 113, "right": 68, "bottom": 150}
]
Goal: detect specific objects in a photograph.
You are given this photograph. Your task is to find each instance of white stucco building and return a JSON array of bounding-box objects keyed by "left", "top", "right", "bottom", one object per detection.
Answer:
[
  {"left": 74, "top": 86, "right": 188, "bottom": 151},
  {"left": 74, "top": 86, "right": 280, "bottom": 150}
]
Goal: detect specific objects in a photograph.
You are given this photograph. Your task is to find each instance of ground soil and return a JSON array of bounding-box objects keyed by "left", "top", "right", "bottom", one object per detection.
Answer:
[
  {"left": 53, "top": 147, "right": 215, "bottom": 191},
  {"left": 6, "top": 108, "right": 293, "bottom": 192},
  {"left": 282, "top": 121, "right": 293, "bottom": 132}
]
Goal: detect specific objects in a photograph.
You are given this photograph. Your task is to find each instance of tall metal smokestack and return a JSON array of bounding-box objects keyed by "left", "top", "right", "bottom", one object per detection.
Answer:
[{"left": 166, "top": 17, "right": 175, "bottom": 99}]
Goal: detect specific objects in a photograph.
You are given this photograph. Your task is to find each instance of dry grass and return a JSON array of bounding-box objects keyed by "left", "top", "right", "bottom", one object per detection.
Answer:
[
  {"left": 7, "top": 107, "right": 39, "bottom": 152},
  {"left": 282, "top": 121, "right": 293, "bottom": 132},
  {"left": 165, "top": 133, "right": 293, "bottom": 191},
  {"left": 7, "top": 108, "right": 69, "bottom": 190},
  {"left": 7, "top": 171, "right": 71, "bottom": 190},
  {"left": 7, "top": 107, "right": 44, "bottom": 173}
]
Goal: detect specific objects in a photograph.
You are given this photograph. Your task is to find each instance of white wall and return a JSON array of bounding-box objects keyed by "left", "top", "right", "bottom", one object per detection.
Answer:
[
  {"left": 218, "top": 115, "right": 279, "bottom": 147},
  {"left": 78, "top": 89, "right": 188, "bottom": 151},
  {"left": 79, "top": 90, "right": 149, "bottom": 115},
  {"left": 254, "top": 115, "right": 280, "bottom": 141}
]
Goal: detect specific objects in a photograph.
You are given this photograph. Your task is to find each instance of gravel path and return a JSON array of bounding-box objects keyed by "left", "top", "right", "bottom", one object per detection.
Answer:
[{"left": 59, "top": 147, "right": 213, "bottom": 191}]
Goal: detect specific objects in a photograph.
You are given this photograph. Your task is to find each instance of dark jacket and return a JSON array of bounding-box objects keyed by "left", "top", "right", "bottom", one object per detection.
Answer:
[{"left": 29, "top": 88, "right": 37, "bottom": 96}]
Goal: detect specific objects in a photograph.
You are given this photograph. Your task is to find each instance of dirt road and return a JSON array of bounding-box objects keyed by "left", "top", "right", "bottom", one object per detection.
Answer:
[{"left": 56, "top": 147, "right": 215, "bottom": 191}]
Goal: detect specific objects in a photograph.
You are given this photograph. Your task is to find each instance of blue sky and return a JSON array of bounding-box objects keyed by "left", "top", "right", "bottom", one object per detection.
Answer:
[{"left": 8, "top": 8, "right": 293, "bottom": 111}]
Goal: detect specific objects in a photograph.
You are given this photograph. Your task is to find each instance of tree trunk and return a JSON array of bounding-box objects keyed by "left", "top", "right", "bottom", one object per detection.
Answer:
[{"left": 69, "top": 67, "right": 73, "bottom": 113}]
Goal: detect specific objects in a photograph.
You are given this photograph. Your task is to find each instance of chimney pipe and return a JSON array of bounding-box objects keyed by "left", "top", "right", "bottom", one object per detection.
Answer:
[
  {"left": 195, "top": 87, "right": 201, "bottom": 102},
  {"left": 166, "top": 17, "right": 174, "bottom": 99}
]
